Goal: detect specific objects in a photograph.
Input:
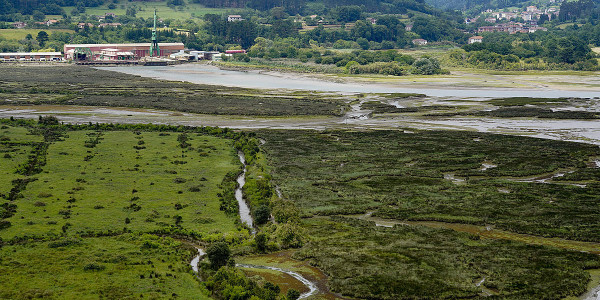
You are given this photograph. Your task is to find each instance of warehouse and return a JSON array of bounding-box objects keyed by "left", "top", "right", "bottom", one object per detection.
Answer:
[
  {"left": 63, "top": 43, "right": 185, "bottom": 60},
  {"left": 0, "top": 52, "right": 63, "bottom": 61}
]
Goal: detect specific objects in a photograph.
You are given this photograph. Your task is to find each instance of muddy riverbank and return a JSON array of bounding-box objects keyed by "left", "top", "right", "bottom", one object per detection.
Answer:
[
  {"left": 98, "top": 64, "right": 600, "bottom": 98},
  {"left": 2, "top": 105, "right": 600, "bottom": 146}
]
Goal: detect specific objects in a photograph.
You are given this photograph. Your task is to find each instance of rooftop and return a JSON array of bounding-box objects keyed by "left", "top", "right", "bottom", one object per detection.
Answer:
[
  {"left": 0, "top": 52, "right": 62, "bottom": 56},
  {"left": 64, "top": 43, "right": 184, "bottom": 48}
]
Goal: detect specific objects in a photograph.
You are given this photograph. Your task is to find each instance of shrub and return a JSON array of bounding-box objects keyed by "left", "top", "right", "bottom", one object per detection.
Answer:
[
  {"left": 207, "top": 242, "right": 230, "bottom": 269},
  {"left": 254, "top": 205, "right": 271, "bottom": 225},
  {"left": 83, "top": 263, "right": 105, "bottom": 271}
]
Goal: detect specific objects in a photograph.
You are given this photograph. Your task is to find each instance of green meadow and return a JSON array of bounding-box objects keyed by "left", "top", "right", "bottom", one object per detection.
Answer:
[
  {"left": 0, "top": 29, "right": 75, "bottom": 41},
  {"left": 2, "top": 129, "right": 238, "bottom": 239},
  {"left": 0, "top": 121, "right": 247, "bottom": 299},
  {"left": 0, "top": 235, "right": 210, "bottom": 299},
  {"left": 65, "top": 0, "right": 240, "bottom": 20}
]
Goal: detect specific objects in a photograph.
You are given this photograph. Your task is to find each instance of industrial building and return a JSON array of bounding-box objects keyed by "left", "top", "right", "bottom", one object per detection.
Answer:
[
  {"left": 63, "top": 43, "right": 185, "bottom": 61},
  {"left": 0, "top": 52, "right": 63, "bottom": 61}
]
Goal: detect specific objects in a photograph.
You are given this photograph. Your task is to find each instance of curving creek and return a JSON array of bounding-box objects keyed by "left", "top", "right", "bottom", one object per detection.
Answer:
[{"left": 189, "top": 151, "right": 319, "bottom": 299}]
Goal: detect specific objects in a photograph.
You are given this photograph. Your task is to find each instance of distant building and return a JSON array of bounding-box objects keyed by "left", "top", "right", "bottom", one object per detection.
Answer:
[
  {"left": 366, "top": 17, "right": 377, "bottom": 24},
  {"left": 526, "top": 6, "right": 538, "bottom": 12},
  {"left": 468, "top": 36, "right": 484, "bottom": 44},
  {"left": 190, "top": 51, "right": 220, "bottom": 61},
  {"left": 46, "top": 19, "right": 59, "bottom": 26},
  {"left": 63, "top": 43, "right": 185, "bottom": 60},
  {"left": 99, "top": 23, "right": 122, "bottom": 28},
  {"left": 225, "top": 50, "right": 246, "bottom": 54},
  {"left": 78, "top": 22, "right": 94, "bottom": 29},
  {"left": 12, "top": 22, "right": 26, "bottom": 29},
  {"left": 478, "top": 23, "right": 546, "bottom": 34},
  {"left": 405, "top": 23, "right": 413, "bottom": 31},
  {"left": 522, "top": 13, "right": 533, "bottom": 21},
  {"left": 227, "top": 15, "right": 243, "bottom": 22},
  {"left": 0, "top": 52, "right": 62, "bottom": 61},
  {"left": 485, "top": 17, "right": 497, "bottom": 23},
  {"left": 412, "top": 39, "right": 428, "bottom": 46},
  {"left": 528, "top": 26, "right": 548, "bottom": 33},
  {"left": 99, "top": 48, "right": 134, "bottom": 61}
]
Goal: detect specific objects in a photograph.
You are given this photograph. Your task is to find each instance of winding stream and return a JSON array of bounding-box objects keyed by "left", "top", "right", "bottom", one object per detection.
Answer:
[
  {"left": 187, "top": 152, "right": 321, "bottom": 298},
  {"left": 190, "top": 248, "right": 206, "bottom": 273},
  {"left": 236, "top": 151, "right": 255, "bottom": 233},
  {"left": 189, "top": 248, "right": 320, "bottom": 299},
  {"left": 582, "top": 285, "right": 600, "bottom": 300},
  {"left": 236, "top": 263, "right": 318, "bottom": 299}
]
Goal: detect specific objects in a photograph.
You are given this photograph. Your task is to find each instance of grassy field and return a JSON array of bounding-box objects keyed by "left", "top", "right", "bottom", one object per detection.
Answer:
[
  {"left": 64, "top": 0, "right": 241, "bottom": 20},
  {"left": 0, "top": 235, "right": 209, "bottom": 299},
  {"left": 0, "top": 121, "right": 251, "bottom": 299},
  {"left": 1, "top": 129, "right": 238, "bottom": 240},
  {"left": 0, "top": 125, "right": 42, "bottom": 197},
  {"left": 0, "top": 29, "right": 74, "bottom": 41},
  {"left": 0, "top": 65, "right": 346, "bottom": 117}
]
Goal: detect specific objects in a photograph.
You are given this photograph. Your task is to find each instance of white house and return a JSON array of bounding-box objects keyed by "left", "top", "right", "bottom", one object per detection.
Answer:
[
  {"left": 227, "top": 15, "right": 243, "bottom": 22},
  {"left": 468, "top": 36, "right": 484, "bottom": 44},
  {"left": 412, "top": 39, "right": 428, "bottom": 46}
]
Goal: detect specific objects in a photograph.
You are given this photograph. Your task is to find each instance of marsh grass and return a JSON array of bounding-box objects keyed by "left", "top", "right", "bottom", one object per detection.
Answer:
[
  {"left": 295, "top": 217, "right": 600, "bottom": 299},
  {"left": 258, "top": 129, "right": 600, "bottom": 241}
]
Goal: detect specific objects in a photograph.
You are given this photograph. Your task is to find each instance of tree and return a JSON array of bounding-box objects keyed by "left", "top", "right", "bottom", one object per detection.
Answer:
[
  {"left": 286, "top": 289, "right": 300, "bottom": 300},
  {"left": 254, "top": 205, "right": 271, "bottom": 225},
  {"left": 168, "top": 0, "right": 185, "bottom": 6},
  {"left": 255, "top": 233, "right": 267, "bottom": 252},
  {"left": 412, "top": 57, "right": 443, "bottom": 75},
  {"left": 126, "top": 6, "right": 136, "bottom": 17},
  {"left": 36, "top": 31, "right": 49, "bottom": 47},
  {"left": 207, "top": 241, "right": 230, "bottom": 269},
  {"left": 356, "top": 37, "right": 370, "bottom": 50},
  {"left": 32, "top": 10, "right": 45, "bottom": 22}
]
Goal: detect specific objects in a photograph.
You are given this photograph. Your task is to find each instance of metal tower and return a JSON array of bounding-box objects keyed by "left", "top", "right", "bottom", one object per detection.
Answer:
[{"left": 149, "top": 9, "right": 160, "bottom": 57}]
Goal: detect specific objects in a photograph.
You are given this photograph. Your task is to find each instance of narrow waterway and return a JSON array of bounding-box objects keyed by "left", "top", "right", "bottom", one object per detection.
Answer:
[
  {"left": 237, "top": 264, "right": 318, "bottom": 299},
  {"left": 189, "top": 248, "right": 320, "bottom": 298},
  {"left": 190, "top": 248, "right": 206, "bottom": 273},
  {"left": 236, "top": 151, "right": 255, "bottom": 233},
  {"left": 582, "top": 284, "right": 600, "bottom": 300}
]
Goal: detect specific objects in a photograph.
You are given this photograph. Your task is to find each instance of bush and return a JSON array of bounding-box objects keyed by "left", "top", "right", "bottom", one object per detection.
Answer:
[
  {"left": 83, "top": 263, "right": 105, "bottom": 271},
  {"left": 254, "top": 205, "right": 271, "bottom": 225},
  {"left": 207, "top": 242, "right": 231, "bottom": 269},
  {"left": 411, "top": 57, "right": 444, "bottom": 75},
  {"left": 286, "top": 289, "right": 300, "bottom": 300},
  {"left": 255, "top": 233, "right": 267, "bottom": 253}
]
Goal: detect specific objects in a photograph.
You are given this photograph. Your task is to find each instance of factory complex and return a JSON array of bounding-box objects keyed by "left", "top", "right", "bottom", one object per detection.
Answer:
[{"left": 63, "top": 43, "right": 185, "bottom": 61}]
